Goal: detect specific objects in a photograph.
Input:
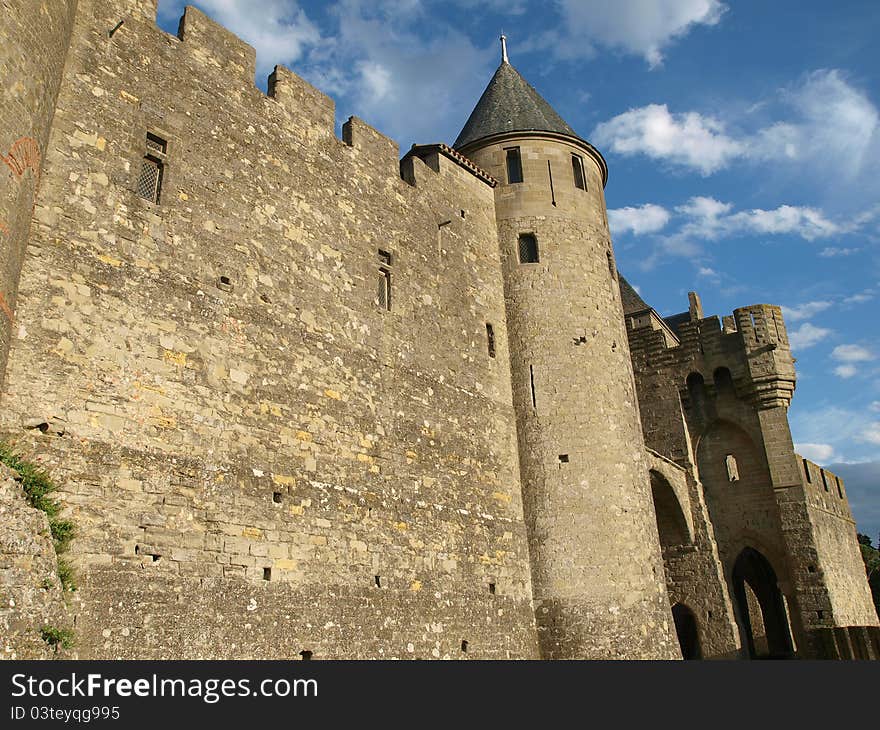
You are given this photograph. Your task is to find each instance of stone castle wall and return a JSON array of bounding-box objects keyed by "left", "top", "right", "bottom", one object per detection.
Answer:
[
  {"left": 0, "top": 1, "right": 539, "bottom": 659},
  {"left": 0, "top": 464, "right": 73, "bottom": 659},
  {"left": 0, "top": 0, "right": 79, "bottom": 391},
  {"left": 626, "top": 302, "right": 878, "bottom": 656},
  {"left": 799, "top": 458, "right": 879, "bottom": 627},
  {"left": 0, "top": 0, "right": 874, "bottom": 661}
]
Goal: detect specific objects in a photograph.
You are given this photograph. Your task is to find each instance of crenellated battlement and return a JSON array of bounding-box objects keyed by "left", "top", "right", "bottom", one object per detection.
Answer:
[
  {"left": 176, "top": 6, "right": 256, "bottom": 82},
  {"left": 798, "top": 456, "right": 853, "bottom": 519},
  {"left": 74, "top": 2, "right": 496, "bottom": 215},
  {"left": 627, "top": 298, "right": 797, "bottom": 410},
  {"left": 1, "top": 0, "right": 874, "bottom": 662}
]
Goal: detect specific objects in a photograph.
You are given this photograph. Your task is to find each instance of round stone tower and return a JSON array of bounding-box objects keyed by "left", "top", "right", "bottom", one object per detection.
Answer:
[{"left": 455, "top": 38, "right": 679, "bottom": 658}]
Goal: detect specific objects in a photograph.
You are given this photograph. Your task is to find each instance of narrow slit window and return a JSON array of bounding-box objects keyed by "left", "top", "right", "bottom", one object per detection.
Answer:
[
  {"left": 506, "top": 147, "right": 523, "bottom": 184},
  {"left": 518, "top": 233, "right": 539, "bottom": 264},
  {"left": 572, "top": 154, "right": 586, "bottom": 190},
  {"left": 377, "top": 249, "right": 392, "bottom": 311},
  {"left": 529, "top": 365, "right": 537, "bottom": 409},
  {"left": 820, "top": 469, "right": 829, "bottom": 492},
  {"left": 486, "top": 323, "right": 496, "bottom": 358},
  {"left": 835, "top": 477, "right": 843, "bottom": 499},
  {"left": 725, "top": 454, "right": 739, "bottom": 482},
  {"left": 803, "top": 458, "right": 812, "bottom": 483}
]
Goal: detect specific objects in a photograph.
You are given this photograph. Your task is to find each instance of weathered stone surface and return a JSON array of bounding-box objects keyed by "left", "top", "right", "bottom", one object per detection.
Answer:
[
  {"left": 0, "top": 465, "right": 72, "bottom": 659},
  {"left": 0, "top": 1, "right": 874, "bottom": 661},
  {"left": 625, "top": 296, "right": 879, "bottom": 658}
]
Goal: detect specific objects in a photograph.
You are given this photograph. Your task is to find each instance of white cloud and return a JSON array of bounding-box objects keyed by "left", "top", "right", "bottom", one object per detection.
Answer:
[
  {"left": 791, "top": 405, "right": 880, "bottom": 469},
  {"left": 591, "top": 69, "right": 879, "bottom": 183},
  {"left": 159, "top": 0, "right": 496, "bottom": 146},
  {"left": 726, "top": 206, "right": 840, "bottom": 239},
  {"left": 556, "top": 0, "right": 727, "bottom": 67},
  {"left": 357, "top": 61, "right": 393, "bottom": 100},
  {"left": 795, "top": 443, "right": 836, "bottom": 463},
  {"left": 592, "top": 105, "right": 741, "bottom": 175},
  {"left": 819, "top": 247, "right": 859, "bottom": 257},
  {"left": 308, "top": 0, "right": 495, "bottom": 144},
  {"left": 697, "top": 266, "right": 719, "bottom": 280},
  {"left": 629, "top": 195, "right": 848, "bottom": 267},
  {"left": 834, "top": 364, "right": 858, "bottom": 379},
  {"left": 161, "top": 0, "right": 322, "bottom": 77},
  {"left": 674, "top": 196, "right": 840, "bottom": 242},
  {"left": 871, "top": 402, "right": 880, "bottom": 412},
  {"left": 782, "top": 301, "right": 833, "bottom": 322},
  {"left": 788, "top": 322, "right": 832, "bottom": 350},
  {"left": 754, "top": 70, "right": 880, "bottom": 182},
  {"left": 608, "top": 204, "right": 671, "bottom": 236},
  {"left": 861, "top": 423, "right": 880, "bottom": 446},
  {"left": 832, "top": 344, "right": 875, "bottom": 362},
  {"left": 843, "top": 290, "right": 874, "bottom": 305}
]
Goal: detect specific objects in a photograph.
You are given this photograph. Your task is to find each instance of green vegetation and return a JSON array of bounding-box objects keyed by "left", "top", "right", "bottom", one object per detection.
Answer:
[
  {"left": 40, "top": 626, "right": 75, "bottom": 650},
  {"left": 56, "top": 558, "right": 76, "bottom": 592},
  {"left": 0, "top": 441, "right": 76, "bottom": 590},
  {"left": 857, "top": 533, "right": 880, "bottom": 617}
]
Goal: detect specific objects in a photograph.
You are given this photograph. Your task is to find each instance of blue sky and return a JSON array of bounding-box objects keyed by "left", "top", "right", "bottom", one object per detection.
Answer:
[{"left": 156, "top": 0, "right": 880, "bottom": 540}]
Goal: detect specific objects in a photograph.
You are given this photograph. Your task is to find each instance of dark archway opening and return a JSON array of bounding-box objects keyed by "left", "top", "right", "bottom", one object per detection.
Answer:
[
  {"left": 686, "top": 372, "right": 706, "bottom": 410},
  {"left": 713, "top": 366, "right": 736, "bottom": 398},
  {"left": 671, "top": 603, "right": 702, "bottom": 660},
  {"left": 650, "top": 470, "right": 690, "bottom": 549},
  {"left": 731, "top": 547, "right": 794, "bottom": 659}
]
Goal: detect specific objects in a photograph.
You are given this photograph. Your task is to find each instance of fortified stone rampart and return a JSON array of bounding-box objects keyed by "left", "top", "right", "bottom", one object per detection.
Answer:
[
  {"left": 625, "top": 292, "right": 878, "bottom": 657},
  {"left": 797, "top": 458, "right": 879, "bottom": 627},
  {"left": 0, "top": 1, "right": 874, "bottom": 661},
  {"left": 0, "top": 1, "right": 538, "bottom": 659}
]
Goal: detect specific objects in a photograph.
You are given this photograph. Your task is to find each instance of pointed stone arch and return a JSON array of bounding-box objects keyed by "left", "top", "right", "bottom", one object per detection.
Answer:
[
  {"left": 731, "top": 547, "right": 794, "bottom": 658},
  {"left": 671, "top": 603, "right": 702, "bottom": 659},
  {"left": 646, "top": 450, "right": 694, "bottom": 546}
]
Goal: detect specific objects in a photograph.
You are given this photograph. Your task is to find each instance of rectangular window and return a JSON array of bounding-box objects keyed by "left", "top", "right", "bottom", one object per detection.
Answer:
[
  {"left": 572, "top": 154, "right": 586, "bottom": 190},
  {"left": 137, "top": 132, "right": 167, "bottom": 204},
  {"left": 506, "top": 147, "right": 523, "bottom": 184},
  {"left": 486, "top": 323, "right": 496, "bottom": 358},
  {"left": 518, "top": 233, "right": 539, "bottom": 264},
  {"left": 145, "top": 132, "right": 167, "bottom": 155},
  {"left": 377, "top": 249, "right": 392, "bottom": 311}
]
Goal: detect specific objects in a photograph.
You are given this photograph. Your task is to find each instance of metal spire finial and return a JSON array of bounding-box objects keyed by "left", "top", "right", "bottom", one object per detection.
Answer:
[{"left": 500, "top": 34, "right": 509, "bottom": 63}]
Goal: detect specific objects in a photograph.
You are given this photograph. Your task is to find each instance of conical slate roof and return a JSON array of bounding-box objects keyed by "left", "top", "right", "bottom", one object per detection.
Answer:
[
  {"left": 454, "top": 60, "right": 578, "bottom": 150},
  {"left": 618, "top": 276, "right": 651, "bottom": 315}
]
